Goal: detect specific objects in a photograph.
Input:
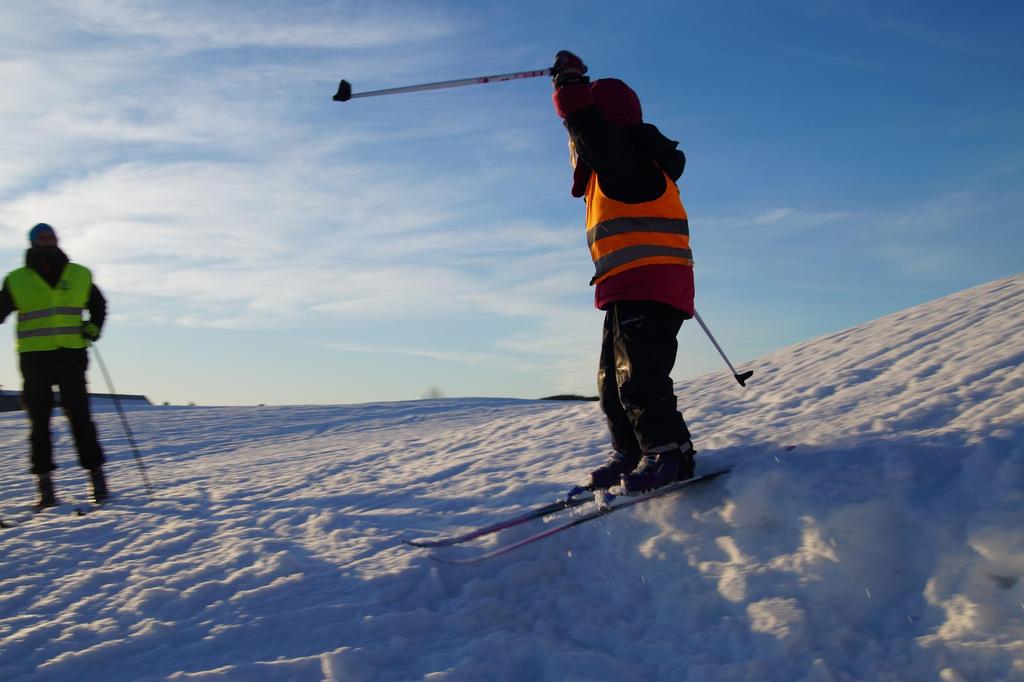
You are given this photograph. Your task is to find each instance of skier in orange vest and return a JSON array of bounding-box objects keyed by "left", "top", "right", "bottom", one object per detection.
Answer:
[{"left": 551, "top": 51, "right": 697, "bottom": 493}]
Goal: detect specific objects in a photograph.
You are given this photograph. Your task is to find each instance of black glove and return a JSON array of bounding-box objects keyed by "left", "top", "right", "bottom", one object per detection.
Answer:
[
  {"left": 82, "top": 322, "right": 100, "bottom": 341},
  {"left": 551, "top": 50, "right": 589, "bottom": 87}
]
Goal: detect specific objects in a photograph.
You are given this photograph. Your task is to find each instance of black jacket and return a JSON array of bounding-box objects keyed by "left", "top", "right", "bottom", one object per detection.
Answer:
[{"left": 563, "top": 105, "right": 686, "bottom": 204}]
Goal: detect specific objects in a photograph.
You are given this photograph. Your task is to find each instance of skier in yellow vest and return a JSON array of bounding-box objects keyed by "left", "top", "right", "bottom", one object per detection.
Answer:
[
  {"left": 0, "top": 223, "right": 108, "bottom": 510},
  {"left": 550, "top": 51, "right": 697, "bottom": 494}
]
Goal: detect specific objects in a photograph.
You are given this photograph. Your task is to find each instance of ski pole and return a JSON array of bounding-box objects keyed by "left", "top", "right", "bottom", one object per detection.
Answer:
[
  {"left": 90, "top": 344, "right": 154, "bottom": 499},
  {"left": 692, "top": 310, "right": 754, "bottom": 387},
  {"left": 333, "top": 68, "right": 552, "bottom": 102}
]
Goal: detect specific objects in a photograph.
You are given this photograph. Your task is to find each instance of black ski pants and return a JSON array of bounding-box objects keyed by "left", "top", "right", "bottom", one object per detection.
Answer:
[
  {"left": 598, "top": 300, "right": 691, "bottom": 454},
  {"left": 20, "top": 348, "right": 104, "bottom": 475}
]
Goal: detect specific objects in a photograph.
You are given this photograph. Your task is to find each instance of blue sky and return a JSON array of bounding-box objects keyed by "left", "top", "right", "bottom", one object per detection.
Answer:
[{"left": 0, "top": 1, "right": 1021, "bottom": 406}]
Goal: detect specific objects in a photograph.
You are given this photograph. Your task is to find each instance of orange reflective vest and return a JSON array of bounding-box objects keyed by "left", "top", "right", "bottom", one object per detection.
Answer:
[{"left": 584, "top": 171, "right": 693, "bottom": 285}]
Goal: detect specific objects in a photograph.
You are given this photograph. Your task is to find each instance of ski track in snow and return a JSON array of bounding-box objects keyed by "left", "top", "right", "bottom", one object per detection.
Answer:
[{"left": 0, "top": 274, "right": 1022, "bottom": 681}]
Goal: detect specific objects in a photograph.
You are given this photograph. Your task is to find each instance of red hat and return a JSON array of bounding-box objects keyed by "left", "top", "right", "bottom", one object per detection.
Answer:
[{"left": 590, "top": 78, "right": 642, "bottom": 126}]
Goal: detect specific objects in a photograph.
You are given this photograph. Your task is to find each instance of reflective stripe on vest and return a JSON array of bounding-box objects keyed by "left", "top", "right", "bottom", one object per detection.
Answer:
[
  {"left": 18, "top": 307, "right": 85, "bottom": 322},
  {"left": 585, "top": 170, "right": 692, "bottom": 285},
  {"left": 19, "top": 326, "right": 87, "bottom": 339},
  {"left": 6, "top": 263, "right": 92, "bottom": 352}
]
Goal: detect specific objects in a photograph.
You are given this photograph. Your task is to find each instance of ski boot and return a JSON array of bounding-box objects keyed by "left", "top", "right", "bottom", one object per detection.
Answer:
[
  {"left": 620, "top": 441, "right": 696, "bottom": 494},
  {"left": 89, "top": 466, "right": 110, "bottom": 504},
  {"left": 34, "top": 474, "right": 57, "bottom": 512},
  {"left": 588, "top": 450, "right": 642, "bottom": 490}
]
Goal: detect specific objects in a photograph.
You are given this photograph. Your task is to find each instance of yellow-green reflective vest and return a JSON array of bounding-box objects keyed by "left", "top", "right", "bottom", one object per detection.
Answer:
[{"left": 6, "top": 263, "right": 92, "bottom": 352}]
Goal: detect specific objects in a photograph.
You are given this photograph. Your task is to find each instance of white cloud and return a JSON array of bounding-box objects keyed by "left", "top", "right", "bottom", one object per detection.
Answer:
[
  {"left": 326, "top": 342, "right": 534, "bottom": 372},
  {"left": 3, "top": 1, "right": 461, "bottom": 52},
  {"left": 753, "top": 208, "right": 796, "bottom": 224},
  {"left": 0, "top": 1, "right": 479, "bottom": 195},
  {"left": 702, "top": 207, "right": 853, "bottom": 233},
  {"left": 871, "top": 190, "right": 982, "bottom": 275},
  {"left": 751, "top": 207, "right": 851, "bottom": 228},
  {"left": 880, "top": 190, "right": 974, "bottom": 233},
  {"left": 0, "top": 1, "right": 618, "bottom": 401},
  {"left": 0, "top": 154, "right": 588, "bottom": 334}
]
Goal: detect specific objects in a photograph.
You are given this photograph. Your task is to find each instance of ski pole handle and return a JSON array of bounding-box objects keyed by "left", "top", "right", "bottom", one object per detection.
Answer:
[{"left": 333, "top": 68, "right": 552, "bottom": 102}]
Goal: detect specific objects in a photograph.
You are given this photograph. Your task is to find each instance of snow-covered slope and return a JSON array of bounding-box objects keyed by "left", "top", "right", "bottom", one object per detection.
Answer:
[{"left": 1, "top": 274, "right": 1021, "bottom": 682}]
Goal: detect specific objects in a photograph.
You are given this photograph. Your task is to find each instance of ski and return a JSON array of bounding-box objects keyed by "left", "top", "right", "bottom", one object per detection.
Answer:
[
  {"left": 0, "top": 502, "right": 100, "bottom": 529},
  {"left": 402, "top": 490, "right": 597, "bottom": 548},
  {"left": 0, "top": 512, "right": 34, "bottom": 529},
  {"left": 429, "top": 468, "right": 730, "bottom": 565},
  {"left": 406, "top": 445, "right": 794, "bottom": 552}
]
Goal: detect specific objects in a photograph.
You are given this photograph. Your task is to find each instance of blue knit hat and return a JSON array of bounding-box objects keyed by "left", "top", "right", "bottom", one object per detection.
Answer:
[{"left": 28, "top": 223, "right": 57, "bottom": 245}]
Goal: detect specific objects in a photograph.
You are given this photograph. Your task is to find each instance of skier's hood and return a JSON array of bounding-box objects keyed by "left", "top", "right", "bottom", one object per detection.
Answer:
[
  {"left": 590, "top": 78, "right": 643, "bottom": 126},
  {"left": 25, "top": 245, "right": 69, "bottom": 286}
]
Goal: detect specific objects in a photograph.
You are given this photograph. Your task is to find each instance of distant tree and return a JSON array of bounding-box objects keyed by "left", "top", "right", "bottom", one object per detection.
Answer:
[{"left": 423, "top": 386, "right": 444, "bottom": 399}]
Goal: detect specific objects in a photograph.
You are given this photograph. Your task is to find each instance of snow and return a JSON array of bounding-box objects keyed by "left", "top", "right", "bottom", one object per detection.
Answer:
[{"left": 1, "top": 273, "right": 1022, "bottom": 682}]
